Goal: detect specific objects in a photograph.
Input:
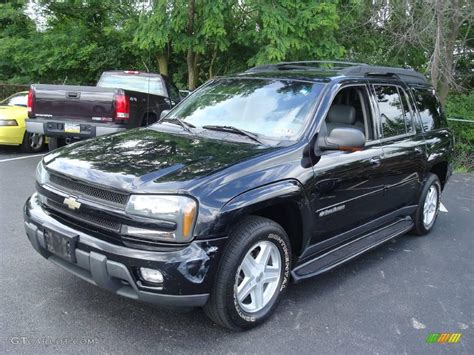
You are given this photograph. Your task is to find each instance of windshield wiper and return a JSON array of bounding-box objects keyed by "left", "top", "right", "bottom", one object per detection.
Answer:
[
  {"left": 161, "top": 117, "right": 196, "bottom": 134},
  {"left": 202, "top": 125, "right": 266, "bottom": 145}
]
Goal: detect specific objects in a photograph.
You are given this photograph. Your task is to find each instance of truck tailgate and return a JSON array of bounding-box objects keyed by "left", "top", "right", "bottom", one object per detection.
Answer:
[{"left": 32, "top": 84, "right": 116, "bottom": 122}]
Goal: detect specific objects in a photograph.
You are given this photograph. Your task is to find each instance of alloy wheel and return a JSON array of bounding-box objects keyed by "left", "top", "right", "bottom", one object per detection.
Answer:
[
  {"left": 234, "top": 240, "right": 282, "bottom": 313},
  {"left": 423, "top": 185, "right": 438, "bottom": 228}
]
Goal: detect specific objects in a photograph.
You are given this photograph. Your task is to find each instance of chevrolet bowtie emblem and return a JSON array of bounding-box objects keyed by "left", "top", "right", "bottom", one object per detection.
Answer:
[{"left": 63, "top": 196, "right": 81, "bottom": 210}]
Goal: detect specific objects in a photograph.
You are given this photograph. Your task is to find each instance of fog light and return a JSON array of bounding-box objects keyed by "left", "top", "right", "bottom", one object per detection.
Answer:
[{"left": 139, "top": 267, "right": 164, "bottom": 284}]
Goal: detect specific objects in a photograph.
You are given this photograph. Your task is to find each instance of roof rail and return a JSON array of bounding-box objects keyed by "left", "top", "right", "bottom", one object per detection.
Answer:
[
  {"left": 276, "top": 60, "right": 368, "bottom": 67},
  {"left": 246, "top": 60, "right": 368, "bottom": 73},
  {"left": 246, "top": 61, "right": 428, "bottom": 85},
  {"left": 341, "top": 65, "right": 428, "bottom": 84}
]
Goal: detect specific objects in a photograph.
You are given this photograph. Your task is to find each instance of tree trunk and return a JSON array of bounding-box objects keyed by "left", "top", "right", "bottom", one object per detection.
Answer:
[
  {"left": 186, "top": 0, "right": 197, "bottom": 90},
  {"left": 157, "top": 53, "right": 168, "bottom": 76},
  {"left": 209, "top": 46, "right": 218, "bottom": 79},
  {"left": 187, "top": 50, "right": 198, "bottom": 90},
  {"left": 430, "top": 0, "right": 462, "bottom": 107}
]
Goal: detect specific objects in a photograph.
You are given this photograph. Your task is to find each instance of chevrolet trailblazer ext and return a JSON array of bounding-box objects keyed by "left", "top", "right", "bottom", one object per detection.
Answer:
[{"left": 24, "top": 62, "right": 453, "bottom": 330}]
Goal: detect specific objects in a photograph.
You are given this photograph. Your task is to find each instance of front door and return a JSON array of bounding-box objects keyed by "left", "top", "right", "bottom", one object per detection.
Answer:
[{"left": 306, "top": 85, "right": 386, "bottom": 253}]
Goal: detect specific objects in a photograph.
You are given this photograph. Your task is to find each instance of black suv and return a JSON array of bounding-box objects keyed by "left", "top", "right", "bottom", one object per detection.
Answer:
[{"left": 24, "top": 61, "right": 453, "bottom": 330}]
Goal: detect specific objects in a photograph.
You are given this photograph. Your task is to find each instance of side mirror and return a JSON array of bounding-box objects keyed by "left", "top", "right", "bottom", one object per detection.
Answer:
[
  {"left": 179, "top": 90, "right": 191, "bottom": 98},
  {"left": 160, "top": 110, "right": 170, "bottom": 120},
  {"left": 318, "top": 127, "right": 365, "bottom": 152}
]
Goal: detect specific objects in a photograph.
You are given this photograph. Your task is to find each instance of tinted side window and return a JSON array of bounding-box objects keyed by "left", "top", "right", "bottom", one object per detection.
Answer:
[
  {"left": 374, "top": 85, "right": 406, "bottom": 138},
  {"left": 399, "top": 88, "right": 414, "bottom": 133},
  {"left": 411, "top": 88, "right": 447, "bottom": 130}
]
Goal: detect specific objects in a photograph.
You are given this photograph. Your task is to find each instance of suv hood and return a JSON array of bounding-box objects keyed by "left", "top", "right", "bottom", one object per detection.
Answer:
[{"left": 44, "top": 128, "right": 273, "bottom": 192}]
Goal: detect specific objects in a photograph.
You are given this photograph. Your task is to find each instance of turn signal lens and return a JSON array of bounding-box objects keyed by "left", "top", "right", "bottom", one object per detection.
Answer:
[{"left": 182, "top": 201, "right": 197, "bottom": 238}]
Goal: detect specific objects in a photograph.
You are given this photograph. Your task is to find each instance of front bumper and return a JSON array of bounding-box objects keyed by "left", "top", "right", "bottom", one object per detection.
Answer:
[
  {"left": 24, "top": 193, "right": 226, "bottom": 307},
  {"left": 26, "top": 119, "right": 126, "bottom": 139}
]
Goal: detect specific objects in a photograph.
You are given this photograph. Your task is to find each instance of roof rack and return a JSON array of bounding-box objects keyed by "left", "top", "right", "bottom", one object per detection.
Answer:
[
  {"left": 247, "top": 61, "right": 367, "bottom": 73},
  {"left": 246, "top": 61, "right": 428, "bottom": 85},
  {"left": 341, "top": 65, "right": 428, "bottom": 84}
]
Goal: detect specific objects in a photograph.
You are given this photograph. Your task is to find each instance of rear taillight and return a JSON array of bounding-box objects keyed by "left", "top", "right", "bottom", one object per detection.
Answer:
[
  {"left": 27, "top": 88, "right": 34, "bottom": 117},
  {"left": 114, "top": 93, "right": 130, "bottom": 122}
]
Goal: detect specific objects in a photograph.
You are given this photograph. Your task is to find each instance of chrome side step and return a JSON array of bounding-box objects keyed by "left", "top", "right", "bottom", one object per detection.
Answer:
[{"left": 291, "top": 218, "right": 414, "bottom": 282}]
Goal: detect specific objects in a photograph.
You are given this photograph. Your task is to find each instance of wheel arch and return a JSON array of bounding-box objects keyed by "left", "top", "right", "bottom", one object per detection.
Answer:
[
  {"left": 429, "top": 161, "right": 449, "bottom": 190},
  {"left": 218, "top": 180, "right": 313, "bottom": 258}
]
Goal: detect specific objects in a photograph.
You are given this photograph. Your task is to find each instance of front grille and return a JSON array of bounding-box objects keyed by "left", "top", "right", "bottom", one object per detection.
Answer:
[
  {"left": 45, "top": 198, "right": 121, "bottom": 233},
  {"left": 49, "top": 173, "right": 129, "bottom": 206}
]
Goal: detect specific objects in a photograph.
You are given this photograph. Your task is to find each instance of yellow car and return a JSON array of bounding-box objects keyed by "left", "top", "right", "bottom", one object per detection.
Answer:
[{"left": 0, "top": 91, "right": 45, "bottom": 152}]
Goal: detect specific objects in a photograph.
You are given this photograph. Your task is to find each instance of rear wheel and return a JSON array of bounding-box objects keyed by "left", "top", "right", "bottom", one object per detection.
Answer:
[
  {"left": 21, "top": 132, "right": 44, "bottom": 153},
  {"left": 204, "top": 216, "right": 291, "bottom": 330},
  {"left": 142, "top": 113, "right": 157, "bottom": 127},
  {"left": 47, "top": 136, "right": 65, "bottom": 151},
  {"left": 412, "top": 173, "right": 441, "bottom": 235}
]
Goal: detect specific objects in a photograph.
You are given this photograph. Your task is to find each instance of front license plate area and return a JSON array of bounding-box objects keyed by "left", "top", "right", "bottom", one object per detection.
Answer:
[
  {"left": 44, "top": 229, "right": 78, "bottom": 263},
  {"left": 64, "top": 123, "right": 80, "bottom": 133}
]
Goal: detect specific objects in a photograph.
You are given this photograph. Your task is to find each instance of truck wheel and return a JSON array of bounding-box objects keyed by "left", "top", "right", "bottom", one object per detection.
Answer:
[
  {"left": 412, "top": 173, "right": 441, "bottom": 235},
  {"left": 47, "top": 137, "right": 65, "bottom": 151},
  {"left": 142, "top": 113, "right": 157, "bottom": 127},
  {"left": 21, "top": 132, "right": 44, "bottom": 153},
  {"left": 204, "top": 216, "right": 291, "bottom": 330}
]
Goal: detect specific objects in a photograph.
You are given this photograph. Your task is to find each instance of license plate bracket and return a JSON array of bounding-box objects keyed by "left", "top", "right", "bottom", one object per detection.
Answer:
[
  {"left": 44, "top": 229, "right": 78, "bottom": 263},
  {"left": 64, "top": 123, "right": 81, "bottom": 133}
]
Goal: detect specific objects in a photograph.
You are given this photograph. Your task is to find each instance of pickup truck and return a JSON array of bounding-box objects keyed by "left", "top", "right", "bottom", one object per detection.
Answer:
[{"left": 26, "top": 71, "right": 182, "bottom": 150}]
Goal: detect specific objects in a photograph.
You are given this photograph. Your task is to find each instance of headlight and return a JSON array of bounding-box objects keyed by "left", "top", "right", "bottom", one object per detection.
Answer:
[
  {"left": 124, "top": 195, "right": 197, "bottom": 243},
  {"left": 35, "top": 160, "right": 49, "bottom": 185},
  {"left": 0, "top": 120, "right": 18, "bottom": 126}
]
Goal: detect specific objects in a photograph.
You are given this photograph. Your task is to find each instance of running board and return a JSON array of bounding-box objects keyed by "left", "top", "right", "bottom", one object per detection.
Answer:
[{"left": 291, "top": 218, "right": 414, "bottom": 282}]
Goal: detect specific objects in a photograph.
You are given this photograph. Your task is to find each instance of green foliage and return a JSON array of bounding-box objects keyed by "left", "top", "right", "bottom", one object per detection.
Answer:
[
  {"left": 238, "top": 0, "right": 344, "bottom": 66},
  {"left": 0, "top": 1, "right": 144, "bottom": 84},
  {"left": 446, "top": 93, "right": 474, "bottom": 171}
]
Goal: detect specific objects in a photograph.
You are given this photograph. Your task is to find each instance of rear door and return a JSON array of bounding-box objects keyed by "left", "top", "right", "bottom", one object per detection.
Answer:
[{"left": 370, "top": 83, "right": 425, "bottom": 213}]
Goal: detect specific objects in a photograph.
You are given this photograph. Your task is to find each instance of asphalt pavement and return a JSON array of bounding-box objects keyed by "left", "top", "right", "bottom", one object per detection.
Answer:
[{"left": 0, "top": 147, "right": 473, "bottom": 354}]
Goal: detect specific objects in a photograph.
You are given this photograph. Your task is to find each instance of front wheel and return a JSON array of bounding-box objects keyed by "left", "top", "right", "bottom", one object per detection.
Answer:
[
  {"left": 204, "top": 216, "right": 291, "bottom": 330},
  {"left": 412, "top": 173, "right": 441, "bottom": 235}
]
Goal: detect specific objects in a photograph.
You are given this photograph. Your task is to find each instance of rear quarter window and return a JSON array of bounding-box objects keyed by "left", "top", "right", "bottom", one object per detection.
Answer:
[{"left": 411, "top": 87, "right": 447, "bottom": 131}]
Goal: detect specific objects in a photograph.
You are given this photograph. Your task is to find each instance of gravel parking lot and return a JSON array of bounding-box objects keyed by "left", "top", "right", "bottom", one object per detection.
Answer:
[{"left": 1, "top": 147, "right": 473, "bottom": 354}]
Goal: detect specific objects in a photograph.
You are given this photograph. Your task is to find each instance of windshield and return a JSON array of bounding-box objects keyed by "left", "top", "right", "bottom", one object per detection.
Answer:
[
  {"left": 1, "top": 93, "right": 27, "bottom": 107},
  {"left": 164, "top": 78, "right": 323, "bottom": 141},
  {"left": 98, "top": 73, "right": 166, "bottom": 96}
]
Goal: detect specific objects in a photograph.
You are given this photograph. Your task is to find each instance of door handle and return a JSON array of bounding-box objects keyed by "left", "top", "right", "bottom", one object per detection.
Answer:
[{"left": 369, "top": 157, "right": 382, "bottom": 167}]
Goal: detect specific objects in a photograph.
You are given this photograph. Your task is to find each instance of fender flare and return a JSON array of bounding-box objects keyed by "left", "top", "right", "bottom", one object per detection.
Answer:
[{"left": 214, "top": 179, "right": 314, "bottom": 252}]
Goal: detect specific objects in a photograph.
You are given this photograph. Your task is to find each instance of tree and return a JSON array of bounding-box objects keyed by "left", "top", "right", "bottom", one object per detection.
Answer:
[
  {"left": 337, "top": 0, "right": 473, "bottom": 106},
  {"left": 237, "top": 0, "right": 344, "bottom": 65},
  {"left": 134, "top": 0, "right": 232, "bottom": 89}
]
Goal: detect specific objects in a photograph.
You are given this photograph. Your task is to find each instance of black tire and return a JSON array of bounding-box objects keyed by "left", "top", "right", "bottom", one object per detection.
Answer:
[
  {"left": 20, "top": 132, "right": 45, "bottom": 153},
  {"left": 47, "top": 136, "right": 65, "bottom": 151},
  {"left": 142, "top": 113, "right": 157, "bottom": 127},
  {"left": 412, "top": 173, "right": 441, "bottom": 235},
  {"left": 204, "top": 216, "right": 291, "bottom": 331}
]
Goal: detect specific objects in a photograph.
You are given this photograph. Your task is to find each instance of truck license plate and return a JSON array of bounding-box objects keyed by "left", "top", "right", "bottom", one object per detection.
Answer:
[
  {"left": 44, "top": 229, "right": 78, "bottom": 263},
  {"left": 64, "top": 123, "right": 80, "bottom": 133}
]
